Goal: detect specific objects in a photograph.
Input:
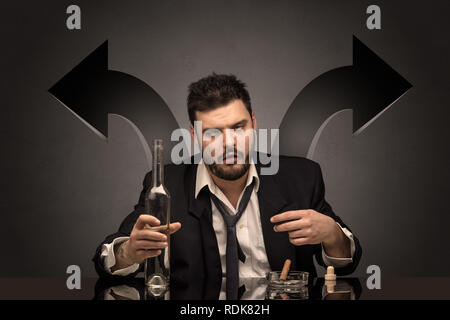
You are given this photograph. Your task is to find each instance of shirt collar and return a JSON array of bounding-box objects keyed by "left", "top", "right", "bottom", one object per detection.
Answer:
[{"left": 194, "top": 158, "right": 260, "bottom": 199}]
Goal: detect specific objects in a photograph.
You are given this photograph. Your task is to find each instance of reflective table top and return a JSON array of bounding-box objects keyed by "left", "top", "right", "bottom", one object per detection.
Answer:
[{"left": 1, "top": 277, "right": 450, "bottom": 300}]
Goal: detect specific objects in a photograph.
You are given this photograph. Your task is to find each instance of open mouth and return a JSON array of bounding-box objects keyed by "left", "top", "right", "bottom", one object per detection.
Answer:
[{"left": 222, "top": 153, "right": 241, "bottom": 164}]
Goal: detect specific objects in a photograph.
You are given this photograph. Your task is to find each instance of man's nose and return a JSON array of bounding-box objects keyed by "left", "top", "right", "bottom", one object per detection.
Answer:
[
  {"left": 223, "top": 129, "right": 237, "bottom": 144},
  {"left": 223, "top": 129, "right": 237, "bottom": 150}
]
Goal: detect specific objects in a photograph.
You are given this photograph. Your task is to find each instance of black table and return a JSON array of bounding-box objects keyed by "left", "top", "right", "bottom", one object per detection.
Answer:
[{"left": 1, "top": 277, "right": 450, "bottom": 300}]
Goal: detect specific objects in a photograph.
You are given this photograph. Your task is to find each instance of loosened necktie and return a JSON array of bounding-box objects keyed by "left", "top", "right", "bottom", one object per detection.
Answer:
[{"left": 209, "top": 179, "right": 255, "bottom": 300}]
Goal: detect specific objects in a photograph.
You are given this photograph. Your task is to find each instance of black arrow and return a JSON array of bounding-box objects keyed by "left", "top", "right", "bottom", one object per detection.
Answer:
[
  {"left": 49, "top": 41, "right": 180, "bottom": 162},
  {"left": 279, "top": 36, "right": 412, "bottom": 158}
]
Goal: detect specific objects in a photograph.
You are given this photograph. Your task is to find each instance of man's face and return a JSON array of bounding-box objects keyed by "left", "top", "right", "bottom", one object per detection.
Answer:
[{"left": 190, "top": 99, "right": 256, "bottom": 181}]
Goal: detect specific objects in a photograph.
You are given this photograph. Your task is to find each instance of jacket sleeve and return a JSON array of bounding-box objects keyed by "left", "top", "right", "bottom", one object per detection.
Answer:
[
  {"left": 92, "top": 171, "right": 152, "bottom": 279},
  {"left": 310, "top": 162, "right": 362, "bottom": 276}
]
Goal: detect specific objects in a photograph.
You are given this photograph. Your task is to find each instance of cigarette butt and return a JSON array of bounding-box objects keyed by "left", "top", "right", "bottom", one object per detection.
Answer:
[{"left": 280, "top": 259, "right": 291, "bottom": 281}]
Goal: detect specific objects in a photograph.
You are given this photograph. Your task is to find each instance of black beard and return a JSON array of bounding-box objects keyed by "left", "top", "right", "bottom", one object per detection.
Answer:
[{"left": 207, "top": 162, "right": 250, "bottom": 181}]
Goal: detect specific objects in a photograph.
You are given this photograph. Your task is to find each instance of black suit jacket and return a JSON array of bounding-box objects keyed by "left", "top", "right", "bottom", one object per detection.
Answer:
[{"left": 93, "top": 154, "right": 362, "bottom": 299}]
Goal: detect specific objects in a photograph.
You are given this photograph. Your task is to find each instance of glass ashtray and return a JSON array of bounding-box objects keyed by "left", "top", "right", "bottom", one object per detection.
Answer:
[
  {"left": 266, "top": 271, "right": 309, "bottom": 290},
  {"left": 266, "top": 285, "right": 309, "bottom": 300}
]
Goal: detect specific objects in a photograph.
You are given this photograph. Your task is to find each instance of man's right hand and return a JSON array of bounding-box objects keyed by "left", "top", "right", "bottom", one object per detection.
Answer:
[{"left": 112, "top": 215, "right": 182, "bottom": 272}]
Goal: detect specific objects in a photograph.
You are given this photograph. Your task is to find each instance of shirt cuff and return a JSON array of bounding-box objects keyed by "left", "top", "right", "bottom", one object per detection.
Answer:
[
  {"left": 321, "top": 222, "right": 355, "bottom": 268},
  {"left": 104, "top": 285, "right": 140, "bottom": 300},
  {"left": 101, "top": 236, "right": 140, "bottom": 276}
]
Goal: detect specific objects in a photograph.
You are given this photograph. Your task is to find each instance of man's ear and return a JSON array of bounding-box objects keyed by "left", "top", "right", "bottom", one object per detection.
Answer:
[
  {"left": 252, "top": 111, "right": 257, "bottom": 130},
  {"left": 190, "top": 123, "right": 195, "bottom": 140},
  {"left": 190, "top": 123, "right": 201, "bottom": 150}
]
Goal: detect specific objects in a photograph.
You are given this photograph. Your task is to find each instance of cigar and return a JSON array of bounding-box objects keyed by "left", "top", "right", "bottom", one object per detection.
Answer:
[{"left": 279, "top": 259, "right": 291, "bottom": 281}]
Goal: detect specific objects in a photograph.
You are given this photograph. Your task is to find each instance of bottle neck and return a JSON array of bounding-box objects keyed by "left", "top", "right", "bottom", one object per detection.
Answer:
[{"left": 152, "top": 145, "right": 164, "bottom": 186}]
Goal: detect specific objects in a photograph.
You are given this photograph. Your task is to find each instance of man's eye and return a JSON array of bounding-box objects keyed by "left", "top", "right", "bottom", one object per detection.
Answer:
[{"left": 203, "top": 130, "right": 221, "bottom": 139}]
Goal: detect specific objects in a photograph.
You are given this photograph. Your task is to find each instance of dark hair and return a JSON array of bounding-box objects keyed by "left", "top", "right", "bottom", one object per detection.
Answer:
[{"left": 187, "top": 73, "right": 252, "bottom": 124}]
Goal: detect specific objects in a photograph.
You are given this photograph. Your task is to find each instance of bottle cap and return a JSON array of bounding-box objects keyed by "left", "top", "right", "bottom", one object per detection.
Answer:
[
  {"left": 325, "top": 280, "right": 336, "bottom": 293},
  {"left": 324, "top": 266, "right": 336, "bottom": 281}
]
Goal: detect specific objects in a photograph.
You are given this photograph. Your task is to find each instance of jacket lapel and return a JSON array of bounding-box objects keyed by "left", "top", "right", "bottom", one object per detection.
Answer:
[
  {"left": 186, "top": 164, "right": 222, "bottom": 299},
  {"left": 256, "top": 162, "right": 298, "bottom": 271}
]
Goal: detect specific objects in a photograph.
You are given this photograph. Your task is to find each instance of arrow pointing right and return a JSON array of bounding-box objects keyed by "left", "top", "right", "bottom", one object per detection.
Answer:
[{"left": 279, "top": 36, "right": 412, "bottom": 158}]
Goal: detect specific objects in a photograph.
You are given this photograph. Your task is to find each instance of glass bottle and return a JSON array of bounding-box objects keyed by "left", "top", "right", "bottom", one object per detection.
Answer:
[{"left": 144, "top": 139, "right": 171, "bottom": 297}]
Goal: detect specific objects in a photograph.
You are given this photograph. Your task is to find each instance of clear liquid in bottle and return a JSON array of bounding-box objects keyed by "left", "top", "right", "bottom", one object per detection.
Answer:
[{"left": 144, "top": 139, "right": 170, "bottom": 298}]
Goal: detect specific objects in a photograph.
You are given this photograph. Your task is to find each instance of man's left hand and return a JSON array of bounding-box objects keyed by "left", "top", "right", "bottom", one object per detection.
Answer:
[{"left": 270, "top": 209, "right": 340, "bottom": 247}]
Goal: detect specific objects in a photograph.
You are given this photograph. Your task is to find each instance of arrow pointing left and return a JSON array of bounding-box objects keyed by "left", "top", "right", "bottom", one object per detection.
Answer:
[{"left": 49, "top": 41, "right": 180, "bottom": 163}]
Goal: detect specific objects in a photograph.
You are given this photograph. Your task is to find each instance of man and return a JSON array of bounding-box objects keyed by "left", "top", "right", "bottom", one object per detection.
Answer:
[{"left": 93, "top": 73, "right": 362, "bottom": 299}]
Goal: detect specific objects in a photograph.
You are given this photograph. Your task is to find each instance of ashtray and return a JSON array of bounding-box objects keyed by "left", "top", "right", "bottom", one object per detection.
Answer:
[
  {"left": 266, "top": 284, "right": 309, "bottom": 300},
  {"left": 266, "top": 271, "right": 309, "bottom": 290}
]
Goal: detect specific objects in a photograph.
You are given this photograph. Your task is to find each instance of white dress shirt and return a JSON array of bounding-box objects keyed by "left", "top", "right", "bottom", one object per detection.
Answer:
[{"left": 101, "top": 160, "right": 356, "bottom": 297}]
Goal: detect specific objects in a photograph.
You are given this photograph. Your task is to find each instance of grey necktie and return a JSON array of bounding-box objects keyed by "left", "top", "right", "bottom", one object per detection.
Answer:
[{"left": 209, "top": 179, "right": 255, "bottom": 300}]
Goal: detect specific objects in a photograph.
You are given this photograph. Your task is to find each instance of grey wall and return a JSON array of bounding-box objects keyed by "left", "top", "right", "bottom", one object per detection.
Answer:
[{"left": 2, "top": 0, "right": 450, "bottom": 277}]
